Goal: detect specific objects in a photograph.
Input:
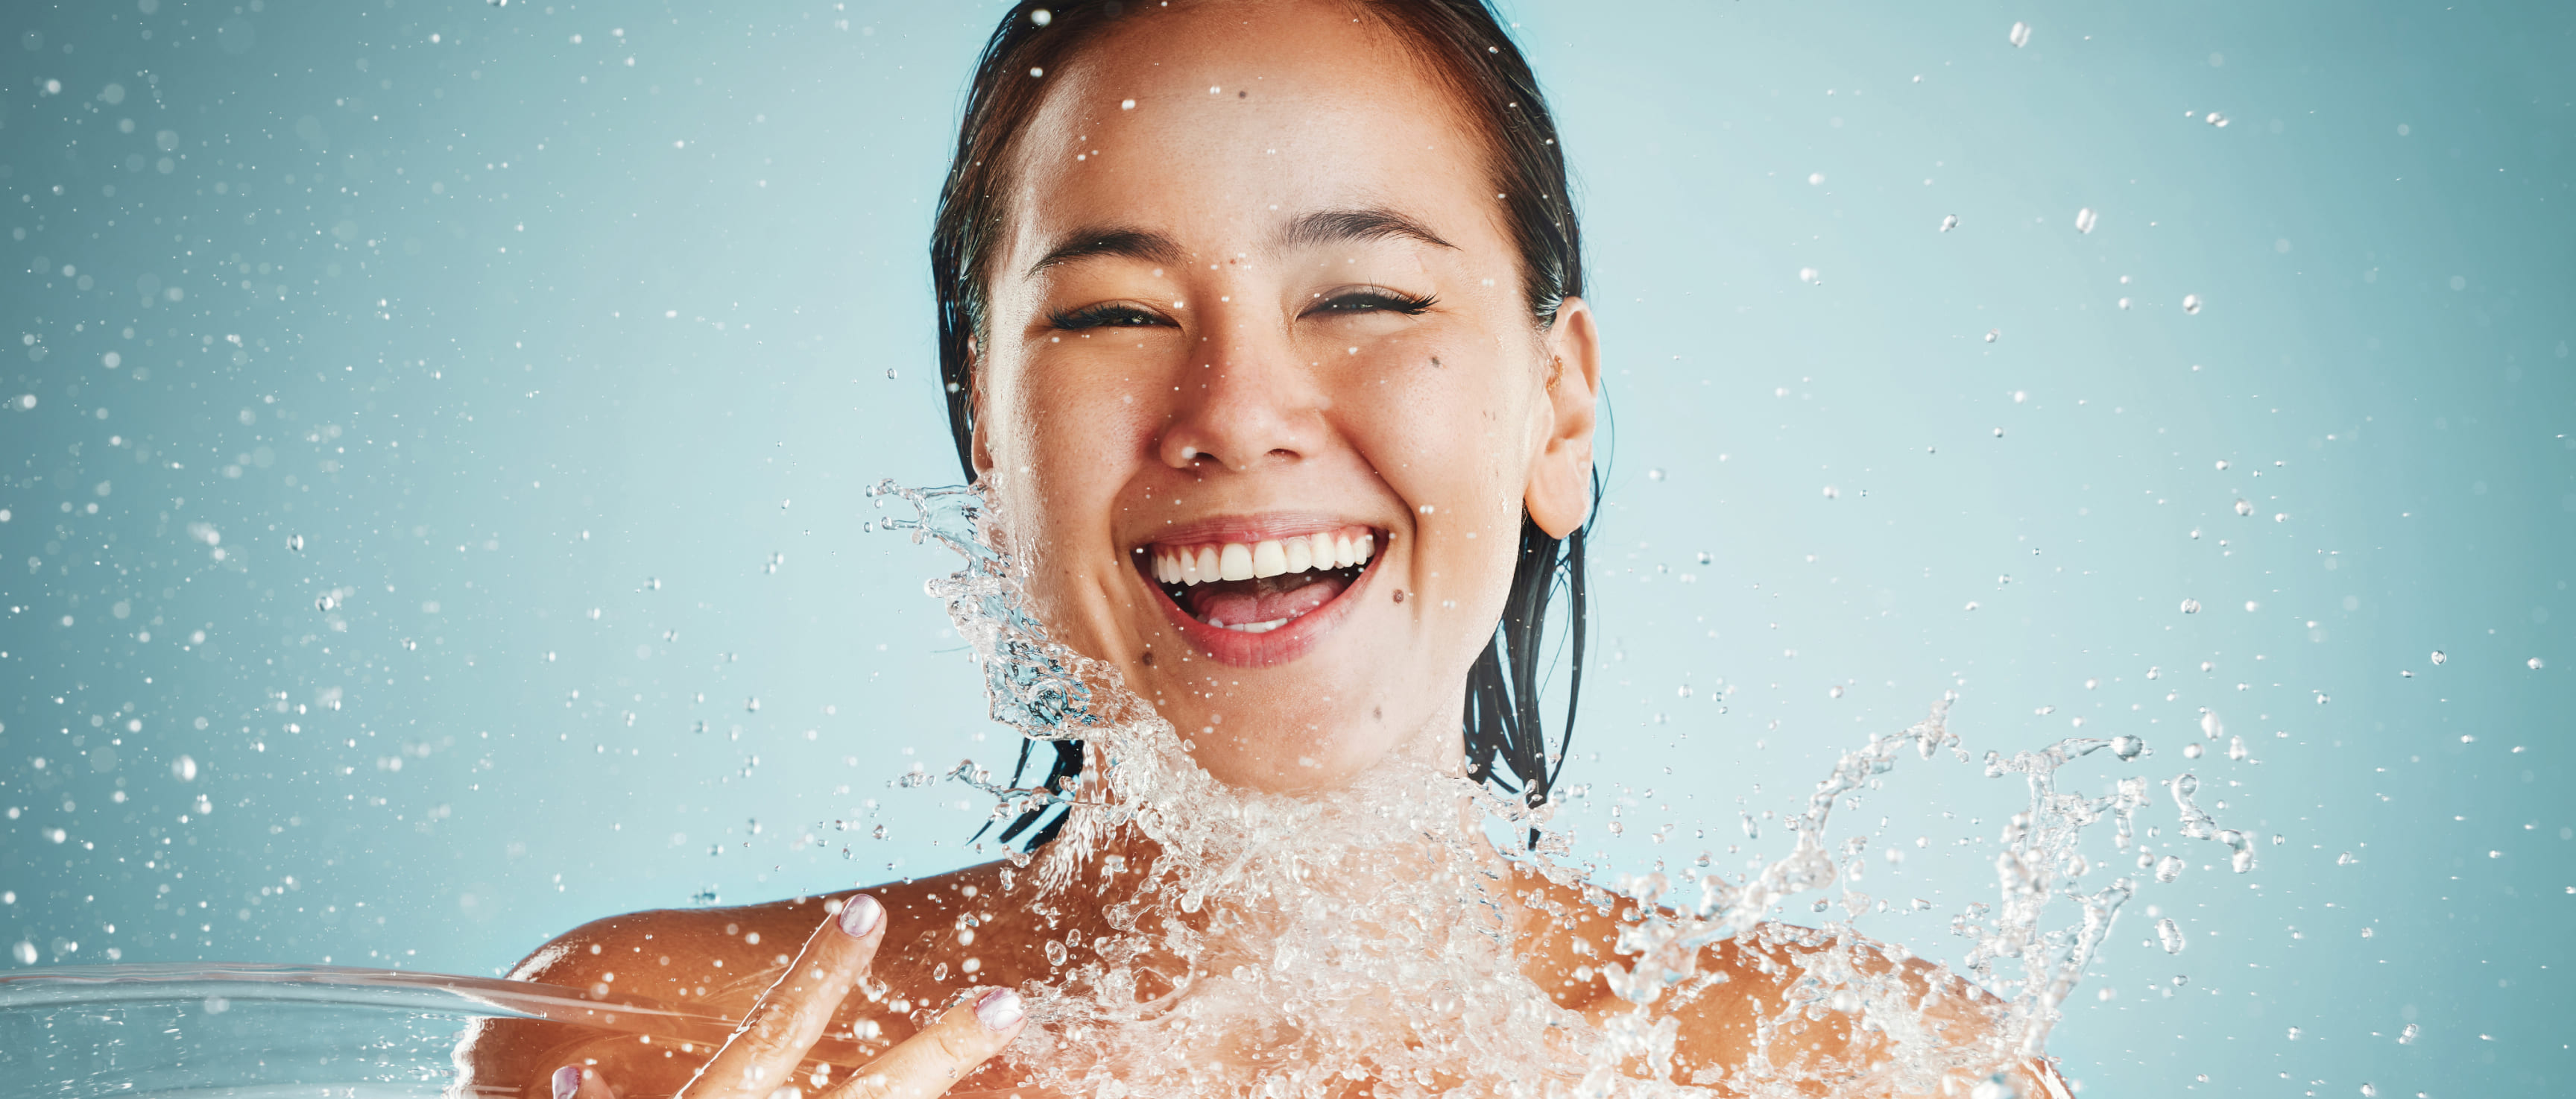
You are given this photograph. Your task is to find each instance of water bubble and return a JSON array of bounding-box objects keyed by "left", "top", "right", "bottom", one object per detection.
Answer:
[
  {"left": 2156, "top": 917, "right": 2185, "bottom": 954},
  {"left": 2182, "top": 743, "right": 2204, "bottom": 759},
  {"left": 2429, "top": 650, "right": 2447, "bottom": 665},
  {"left": 1940, "top": 213, "right": 1959, "bottom": 232},
  {"left": 2200, "top": 712, "right": 2223, "bottom": 739},
  {"left": 2235, "top": 499, "right": 2254, "bottom": 516},
  {"left": 2156, "top": 855, "right": 2185, "bottom": 883},
  {"left": 1984, "top": 328, "right": 2001, "bottom": 343},
  {"left": 2171, "top": 974, "right": 2188, "bottom": 987},
  {"left": 2008, "top": 21, "right": 2032, "bottom": 47},
  {"left": 2110, "top": 735, "right": 2144, "bottom": 761},
  {"left": 287, "top": 533, "right": 304, "bottom": 552},
  {"left": 1045, "top": 939, "right": 1068, "bottom": 967},
  {"left": 2228, "top": 736, "right": 2248, "bottom": 761},
  {"left": 885, "top": 368, "right": 898, "bottom": 380},
  {"left": 171, "top": 755, "right": 198, "bottom": 781},
  {"left": 2074, "top": 207, "right": 2098, "bottom": 233},
  {"left": 2182, "top": 294, "right": 2205, "bottom": 314},
  {"left": 2180, "top": 599, "right": 2202, "bottom": 614},
  {"left": 2399, "top": 1023, "right": 2419, "bottom": 1045}
]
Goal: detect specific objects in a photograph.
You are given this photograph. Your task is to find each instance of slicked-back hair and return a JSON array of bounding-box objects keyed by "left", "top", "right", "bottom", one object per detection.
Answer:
[{"left": 929, "top": 0, "right": 1594, "bottom": 850}]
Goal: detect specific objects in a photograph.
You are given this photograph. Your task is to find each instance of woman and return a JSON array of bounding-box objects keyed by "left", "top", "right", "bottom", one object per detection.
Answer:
[{"left": 461, "top": 2, "right": 2067, "bottom": 1096}]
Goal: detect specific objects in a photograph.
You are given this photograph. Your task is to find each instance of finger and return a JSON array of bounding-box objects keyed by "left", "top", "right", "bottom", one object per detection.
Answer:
[
  {"left": 679, "top": 893, "right": 888, "bottom": 1099},
  {"left": 549, "top": 1065, "right": 616, "bottom": 1099},
  {"left": 824, "top": 987, "right": 1026, "bottom": 1099}
]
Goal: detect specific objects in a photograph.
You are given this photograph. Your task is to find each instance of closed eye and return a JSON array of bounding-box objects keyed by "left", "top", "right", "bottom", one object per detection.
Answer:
[
  {"left": 1049, "top": 301, "right": 1174, "bottom": 331},
  {"left": 1302, "top": 286, "right": 1436, "bottom": 319}
]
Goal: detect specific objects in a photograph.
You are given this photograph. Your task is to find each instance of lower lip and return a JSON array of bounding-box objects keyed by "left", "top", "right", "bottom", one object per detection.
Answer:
[{"left": 1143, "top": 544, "right": 1382, "bottom": 669}]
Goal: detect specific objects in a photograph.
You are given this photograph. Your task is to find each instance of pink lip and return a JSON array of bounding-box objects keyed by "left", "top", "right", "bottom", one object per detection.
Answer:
[{"left": 1133, "top": 521, "right": 1387, "bottom": 669}]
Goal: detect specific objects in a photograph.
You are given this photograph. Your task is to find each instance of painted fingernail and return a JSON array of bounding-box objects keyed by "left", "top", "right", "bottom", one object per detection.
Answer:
[
  {"left": 838, "top": 892, "right": 883, "bottom": 938},
  {"left": 550, "top": 1065, "right": 583, "bottom": 1099},
  {"left": 974, "top": 986, "right": 1025, "bottom": 1032}
]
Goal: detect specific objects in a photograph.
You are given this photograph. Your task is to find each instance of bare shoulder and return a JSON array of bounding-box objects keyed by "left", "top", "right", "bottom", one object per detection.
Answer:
[
  {"left": 1519, "top": 875, "right": 2065, "bottom": 1095},
  {"left": 455, "top": 862, "right": 1023, "bottom": 1099}
]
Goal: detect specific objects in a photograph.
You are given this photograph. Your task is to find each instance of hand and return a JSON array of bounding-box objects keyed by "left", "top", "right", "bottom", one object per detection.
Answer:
[{"left": 550, "top": 893, "right": 1027, "bottom": 1099}]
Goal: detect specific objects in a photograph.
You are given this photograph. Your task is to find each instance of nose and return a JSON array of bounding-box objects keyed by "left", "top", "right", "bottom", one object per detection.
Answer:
[{"left": 1155, "top": 318, "right": 1322, "bottom": 474}]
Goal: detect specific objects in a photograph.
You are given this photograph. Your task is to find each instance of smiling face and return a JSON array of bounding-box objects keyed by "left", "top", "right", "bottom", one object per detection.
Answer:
[{"left": 969, "top": 1, "right": 1598, "bottom": 794}]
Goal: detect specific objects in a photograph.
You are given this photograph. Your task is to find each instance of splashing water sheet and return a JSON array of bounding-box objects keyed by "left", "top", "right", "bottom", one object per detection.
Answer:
[{"left": 862, "top": 480, "right": 2258, "bottom": 1099}]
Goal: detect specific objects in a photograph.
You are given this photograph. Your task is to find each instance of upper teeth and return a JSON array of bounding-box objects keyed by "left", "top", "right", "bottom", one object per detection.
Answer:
[{"left": 1151, "top": 529, "right": 1374, "bottom": 585}]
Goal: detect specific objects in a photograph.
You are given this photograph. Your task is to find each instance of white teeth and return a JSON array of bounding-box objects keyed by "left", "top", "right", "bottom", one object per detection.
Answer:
[
  {"left": 1251, "top": 539, "right": 1287, "bottom": 579},
  {"left": 1222, "top": 618, "right": 1288, "bottom": 634},
  {"left": 1152, "top": 528, "right": 1379, "bottom": 586}
]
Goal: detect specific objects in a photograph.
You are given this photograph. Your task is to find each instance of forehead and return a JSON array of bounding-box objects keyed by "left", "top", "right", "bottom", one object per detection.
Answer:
[{"left": 1000, "top": 4, "right": 1500, "bottom": 267}]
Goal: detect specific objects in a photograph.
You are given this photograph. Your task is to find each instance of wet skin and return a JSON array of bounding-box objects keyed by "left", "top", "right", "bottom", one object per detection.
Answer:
[{"left": 458, "top": 3, "right": 2065, "bottom": 1096}]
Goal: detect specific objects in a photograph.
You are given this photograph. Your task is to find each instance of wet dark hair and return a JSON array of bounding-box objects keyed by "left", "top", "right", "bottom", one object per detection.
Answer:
[{"left": 930, "top": 0, "right": 1592, "bottom": 849}]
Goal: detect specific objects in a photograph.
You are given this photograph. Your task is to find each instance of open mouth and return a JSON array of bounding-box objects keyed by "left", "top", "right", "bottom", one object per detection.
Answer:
[{"left": 1137, "top": 526, "right": 1378, "bottom": 637}]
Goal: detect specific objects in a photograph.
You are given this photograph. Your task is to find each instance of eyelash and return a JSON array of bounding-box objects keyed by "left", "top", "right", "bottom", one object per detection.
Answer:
[{"left": 1046, "top": 289, "right": 1436, "bottom": 331}]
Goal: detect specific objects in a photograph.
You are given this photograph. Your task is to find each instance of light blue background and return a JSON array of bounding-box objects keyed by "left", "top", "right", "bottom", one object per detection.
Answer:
[{"left": 4, "top": 1, "right": 2569, "bottom": 1095}]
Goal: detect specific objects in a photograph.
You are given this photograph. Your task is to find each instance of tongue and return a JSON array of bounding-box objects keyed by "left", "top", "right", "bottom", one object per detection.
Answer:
[{"left": 1183, "top": 570, "right": 1350, "bottom": 628}]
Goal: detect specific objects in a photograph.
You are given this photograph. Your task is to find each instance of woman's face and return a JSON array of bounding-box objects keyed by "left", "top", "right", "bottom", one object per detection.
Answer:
[{"left": 972, "top": 1, "right": 1599, "bottom": 794}]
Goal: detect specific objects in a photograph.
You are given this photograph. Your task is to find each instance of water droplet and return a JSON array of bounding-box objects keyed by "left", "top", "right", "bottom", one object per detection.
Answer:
[
  {"left": 2288, "top": 1026, "right": 2302, "bottom": 1040},
  {"left": 2399, "top": 1023, "right": 2419, "bottom": 1045},
  {"left": 2156, "top": 917, "right": 2185, "bottom": 953},
  {"left": 2156, "top": 854, "right": 2185, "bottom": 883},
  {"left": 2110, "top": 735, "right": 2144, "bottom": 761},
  {"left": 2246, "top": 600, "right": 2261, "bottom": 613},
  {"left": 2171, "top": 974, "right": 2188, "bottom": 987},
  {"left": 884, "top": 368, "right": 897, "bottom": 380},
  {"left": 2008, "top": 21, "right": 2032, "bottom": 47},
  {"left": 2235, "top": 498, "right": 2254, "bottom": 517},
  {"left": 1029, "top": 7, "right": 1053, "bottom": 26},
  {"left": 2430, "top": 650, "right": 2448, "bottom": 665},
  {"left": 2531, "top": 658, "right": 2546, "bottom": 670},
  {"left": 1822, "top": 485, "right": 1840, "bottom": 499},
  {"left": 11, "top": 941, "right": 36, "bottom": 966},
  {"left": 2074, "top": 207, "right": 2098, "bottom": 233},
  {"left": 1984, "top": 328, "right": 2001, "bottom": 343},
  {"left": 1647, "top": 467, "right": 1666, "bottom": 482},
  {"left": 1828, "top": 684, "right": 1846, "bottom": 699},
  {"left": 2200, "top": 711, "right": 2224, "bottom": 739},
  {"left": 1799, "top": 266, "right": 1822, "bottom": 285},
  {"left": 871, "top": 824, "right": 888, "bottom": 840},
  {"left": 2337, "top": 851, "right": 2357, "bottom": 866},
  {"left": 745, "top": 697, "right": 760, "bottom": 713},
  {"left": 2182, "top": 294, "right": 2204, "bottom": 314},
  {"left": 2361, "top": 1084, "right": 2378, "bottom": 1098},
  {"left": 2206, "top": 112, "right": 2229, "bottom": 127},
  {"left": 2228, "top": 736, "right": 2248, "bottom": 761},
  {"left": 2182, "top": 743, "right": 2204, "bottom": 759},
  {"left": 1807, "top": 172, "right": 1825, "bottom": 186},
  {"left": 2214, "top": 459, "right": 2229, "bottom": 470},
  {"left": 1045, "top": 939, "right": 1068, "bottom": 967},
  {"left": 171, "top": 755, "right": 198, "bottom": 781},
  {"left": 1695, "top": 551, "right": 1712, "bottom": 565},
  {"left": 1939, "top": 213, "right": 1959, "bottom": 232},
  {"left": 2180, "top": 599, "right": 2202, "bottom": 614},
  {"left": 287, "top": 533, "right": 304, "bottom": 552}
]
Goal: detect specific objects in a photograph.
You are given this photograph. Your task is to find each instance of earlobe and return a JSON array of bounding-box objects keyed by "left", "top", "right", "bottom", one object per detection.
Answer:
[
  {"left": 965, "top": 336, "right": 1000, "bottom": 482},
  {"left": 1524, "top": 298, "right": 1603, "bottom": 539}
]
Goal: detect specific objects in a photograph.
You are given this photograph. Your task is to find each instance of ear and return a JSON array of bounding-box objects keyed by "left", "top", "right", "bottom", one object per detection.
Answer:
[
  {"left": 965, "top": 335, "right": 1000, "bottom": 482},
  {"left": 1524, "top": 297, "right": 1601, "bottom": 539}
]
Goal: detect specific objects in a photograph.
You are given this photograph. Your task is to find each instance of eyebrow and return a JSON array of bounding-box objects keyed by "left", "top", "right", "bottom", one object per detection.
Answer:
[
  {"left": 1026, "top": 227, "right": 1184, "bottom": 276},
  {"left": 1275, "top": 207, "right": 1457, "bottom": 253}
]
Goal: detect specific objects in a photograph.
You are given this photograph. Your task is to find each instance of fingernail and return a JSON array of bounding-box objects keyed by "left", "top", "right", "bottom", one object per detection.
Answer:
[
  {"left": 974, "top": 986, "right": 1025, "bottom": 1032},
  {"left": 838, "top": 892, "right": 883, "bottom": 938},
  {"left": 550, "top": 1065, "right": 583, "bottom": 1099}
]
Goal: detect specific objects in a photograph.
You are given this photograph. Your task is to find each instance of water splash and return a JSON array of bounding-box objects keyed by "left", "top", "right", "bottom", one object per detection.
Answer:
[{"left": 873, "top": 479, "right": 2256, "bottom": 1097}]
